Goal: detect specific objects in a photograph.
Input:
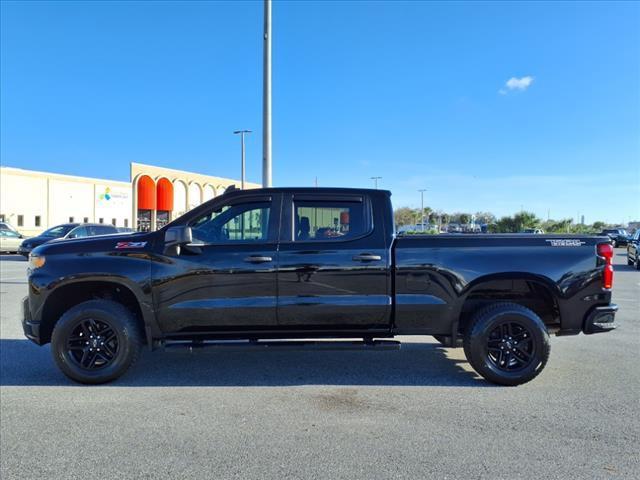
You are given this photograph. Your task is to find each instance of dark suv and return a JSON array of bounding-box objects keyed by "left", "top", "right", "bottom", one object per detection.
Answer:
[
  {"left": 19, "top": 223, "right": 118, "bottom": 257},
  {"left": 599, "top": 229, "right": 630, "bottom": 248}
]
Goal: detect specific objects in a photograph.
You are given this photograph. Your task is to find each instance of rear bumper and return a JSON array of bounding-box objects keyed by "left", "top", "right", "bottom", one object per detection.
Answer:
[
  {"left": 21, "top": 296, "right": 42, "bottom": 344},
  {"left": 583, "top": 304, "right": 618, "bottom": 334}
]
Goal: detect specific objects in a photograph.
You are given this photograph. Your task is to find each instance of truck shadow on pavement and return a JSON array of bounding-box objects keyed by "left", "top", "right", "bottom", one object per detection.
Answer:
[{"left": 0, "top": 339, "right": 493, "bottom": 388}]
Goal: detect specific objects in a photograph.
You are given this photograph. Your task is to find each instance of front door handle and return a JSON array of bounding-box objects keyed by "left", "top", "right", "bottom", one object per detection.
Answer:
[
  {"left": 243, "top": 255, "right": 273, "bottom": 264},
  {"left": 352, "top": 254, "right": 382, "bottom": 262}
]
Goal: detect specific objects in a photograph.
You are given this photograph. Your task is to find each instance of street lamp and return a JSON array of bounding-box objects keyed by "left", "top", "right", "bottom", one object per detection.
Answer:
[
  {"left": 233, "top": 130, "right": 252, "bottom": 189},
  {"left": 370, "top": 176, "right": 382, "bottom": 189},
  {"left": 419, "top": 189, "right": 427, "bottom": 232},
  {"left": 263, "top": 0, "right": 272, "bottom": 187}
]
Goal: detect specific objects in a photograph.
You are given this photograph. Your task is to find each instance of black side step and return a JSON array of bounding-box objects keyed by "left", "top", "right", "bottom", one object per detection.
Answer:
[{"left": 162, "top": 339, "right": 401, "bottom": 352}]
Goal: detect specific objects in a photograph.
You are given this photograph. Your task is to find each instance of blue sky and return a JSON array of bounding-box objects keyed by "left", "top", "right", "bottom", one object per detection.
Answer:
[{"left": 1, "top": 1, "right": 639, "bottom": 223}]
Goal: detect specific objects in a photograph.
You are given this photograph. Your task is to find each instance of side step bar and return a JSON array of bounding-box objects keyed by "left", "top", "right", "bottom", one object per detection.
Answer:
[{"left": 162, "top": 339, "right": 401, "bottom": 352}]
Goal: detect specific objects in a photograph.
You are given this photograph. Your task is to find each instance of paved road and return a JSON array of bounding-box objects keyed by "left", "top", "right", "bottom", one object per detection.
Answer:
[{"left": 1, "top": 252, "right": 638, "bottom": 479}]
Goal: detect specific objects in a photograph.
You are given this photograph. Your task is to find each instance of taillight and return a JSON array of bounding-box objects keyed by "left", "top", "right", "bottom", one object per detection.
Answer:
[{"left": 597, "top": 243, "right": 614, "bottom": 289}]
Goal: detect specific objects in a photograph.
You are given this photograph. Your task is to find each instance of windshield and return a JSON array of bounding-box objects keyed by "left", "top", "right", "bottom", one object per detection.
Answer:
[{"left": 42, "top": 225, "right": 75, "bottom": 238}]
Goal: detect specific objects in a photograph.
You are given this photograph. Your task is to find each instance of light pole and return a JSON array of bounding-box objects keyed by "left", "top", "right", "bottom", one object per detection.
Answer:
[
  {"left": 370, "top": 176, "right": 382, "bottom": 189},
  {"left": 233, "top": 130, "right": 251, "bottom": 189},
  {"left": 419, "top": 189, "right": 427, "bottom": 231},
  {"left": 262, "top": 0, "right": 272, "bottom": 187}
]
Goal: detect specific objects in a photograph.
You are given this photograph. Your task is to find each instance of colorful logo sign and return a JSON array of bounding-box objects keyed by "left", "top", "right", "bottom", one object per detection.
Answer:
[{"left": 99, "top": 187, "right": 112, "bottom": 201}]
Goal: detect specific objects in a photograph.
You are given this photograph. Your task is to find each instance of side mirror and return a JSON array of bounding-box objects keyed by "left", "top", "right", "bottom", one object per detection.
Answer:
[{"left": 165, "top": 226, "right": 192, "bottom": 247}]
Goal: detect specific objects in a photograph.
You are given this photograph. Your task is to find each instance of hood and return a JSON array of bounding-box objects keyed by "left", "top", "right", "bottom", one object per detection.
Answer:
[
  {"left": 21, "top": 236, "right": 53, "bottom": 248},
  {"left": 32, "top": 231, "right": 155, "bottom": 256}
]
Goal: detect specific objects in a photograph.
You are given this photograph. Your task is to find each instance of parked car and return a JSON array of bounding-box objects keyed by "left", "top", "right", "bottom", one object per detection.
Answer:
[
  {"left": 0, "top": 229, "right": 28, "bottom": 253},
  {"left": 18, "top": 223, "right": 118, "bottom": 257},
  {"left": 522, "top": 228, "right": 545, "bottom": 234},
  {"left": 599, "top": 229, "right": 630, "bottom": 248},
  {"left": 627, "top": 230, "right": 640, "bottom": 270},
  {"left": 22, "top": 187, "right": 617, "bottom": 386},
  {"left": 0, "top": 221, "right": 20, "bottom": 233}
]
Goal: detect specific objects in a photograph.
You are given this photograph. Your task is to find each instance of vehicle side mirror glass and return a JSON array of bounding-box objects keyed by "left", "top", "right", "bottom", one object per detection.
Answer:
[{"left": 165, "top": 226, "right": 192, "bottom": 247}]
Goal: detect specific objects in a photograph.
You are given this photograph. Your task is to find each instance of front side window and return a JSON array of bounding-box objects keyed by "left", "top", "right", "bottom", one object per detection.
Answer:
[
  {"left": 190, "top": 202, "right": 271, "bottom": 244},
  {"left": 42, "top": 225, "right": 75, "bottom": 238},
  {"left": 294, "top": 200, "right": 369, "bottom": 241}
]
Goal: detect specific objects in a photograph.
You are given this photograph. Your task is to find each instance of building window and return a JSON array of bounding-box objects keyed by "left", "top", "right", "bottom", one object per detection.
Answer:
[
  {"left": 99, "top": 218, "right": 104, "bottom": 224},
  {"left": 124, "top": 219, "right": 129, "bottom": 228},
  {"left": 69, "top": 217, "right": 74, "bottom": 223},
  {"left": 35, "top": 216, "right": 41, "bottom": 227},
  {"left": 83, "top": 217, "right": 89, "bottom": 223},
  {"left": 0, "top": 214, "right": 5, "bottom": 222},
  {"left": 112, "top": 218, "right": 117, "bottom": 226},
  {"left": 17, "top": 215, "right": 24, "bottom": 227}
]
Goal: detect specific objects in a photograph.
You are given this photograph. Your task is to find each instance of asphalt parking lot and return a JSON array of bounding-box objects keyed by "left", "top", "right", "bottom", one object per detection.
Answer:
[{"left": 0, "top": 251, "right": 638, "bottom": 479}]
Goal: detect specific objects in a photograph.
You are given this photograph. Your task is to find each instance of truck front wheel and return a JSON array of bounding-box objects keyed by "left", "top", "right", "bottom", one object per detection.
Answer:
[
  {"left": 51, "top": 300, "right": 143, "bottom": 384},
  {"left": 463, "top": 303, "right": 550, "bottom": 386}
]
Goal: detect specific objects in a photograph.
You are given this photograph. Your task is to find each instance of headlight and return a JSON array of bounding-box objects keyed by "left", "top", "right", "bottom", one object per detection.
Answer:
[{"left": 29, "top": 254, "right": 46, "bottom": 269}]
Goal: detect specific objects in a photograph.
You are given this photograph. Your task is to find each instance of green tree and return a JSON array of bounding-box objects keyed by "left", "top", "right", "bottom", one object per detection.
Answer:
[
  {"left": 513, "top": 211, "right": 540, "bottom": 231},
  {"left": 495, "top": 216, "right": 518, "bottom": 233},
  {"left": 475, "top": 211, "right": 496, "bottom": 224},
  {"left": 592, "top": 221, "right": 606, "bottom": 232},
  {"left": 394, "top": 207, "right": 415, "bottom": 227},
  {"left": 459, "top": 213, "right": 471, "bottom": 225}
]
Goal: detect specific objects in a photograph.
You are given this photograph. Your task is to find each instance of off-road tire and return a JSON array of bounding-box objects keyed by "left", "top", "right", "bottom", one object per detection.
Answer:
[
  {"left": 51, "top": 299, "right": 142, "bottom": 384},
  {"left": 463, "top": 302, "right": 550, "bottom": 386}
]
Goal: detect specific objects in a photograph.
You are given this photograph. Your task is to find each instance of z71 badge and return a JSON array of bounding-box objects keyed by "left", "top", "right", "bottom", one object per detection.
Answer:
[
  {"left": 115, "top": 241, "right": 147, "bottom": 249},
  {"left": 545, "top": 239, "right": 586, "bottom": 247}
]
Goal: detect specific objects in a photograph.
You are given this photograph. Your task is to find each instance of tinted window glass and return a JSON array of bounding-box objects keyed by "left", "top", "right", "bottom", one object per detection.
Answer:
[
  {"left": 294, "top": 200, "right": 368, "bottom": 241},
  {"left": 93, "top": 226, "right": 116, "bottom": 235},
  {"left": 68, "top": 227, "right": 88, "bottom": 238},
  {"left": 43, "top": 225, "right": 75, "bottom": 237},
  {"left": 190, "top": 202, "right": 271, "bottom": 244}
]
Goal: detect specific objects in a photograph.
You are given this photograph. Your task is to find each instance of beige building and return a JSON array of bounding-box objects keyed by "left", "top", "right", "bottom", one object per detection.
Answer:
[{"left": 0, "top": 163, "right": 259, "bottom": 235}]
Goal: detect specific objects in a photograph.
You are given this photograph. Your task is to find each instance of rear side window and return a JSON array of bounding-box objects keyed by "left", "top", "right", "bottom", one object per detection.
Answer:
[
  {"left": 68, "top": 227, "right": 88, "bottom": 238},
  {"left": 293, "top": 199, "right": 370, "bottom": 241},
  {"left": 93, "top": 226, "right": 116, "bottom": 235}
]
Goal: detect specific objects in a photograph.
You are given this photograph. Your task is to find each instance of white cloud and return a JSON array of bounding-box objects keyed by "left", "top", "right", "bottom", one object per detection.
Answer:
[{"left": 501, "top": 75, "right": 534, "bottom": 93}]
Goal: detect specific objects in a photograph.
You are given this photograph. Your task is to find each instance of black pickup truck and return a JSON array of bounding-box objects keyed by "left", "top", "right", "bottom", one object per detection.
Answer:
[{"left": 22, "top": 187, "right": 618, "bottom": 385}]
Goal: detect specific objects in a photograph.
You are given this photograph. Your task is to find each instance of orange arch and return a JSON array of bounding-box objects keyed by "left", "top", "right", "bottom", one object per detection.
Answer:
[
  {"left": 137, "top": 175, "right": 156, "bottom": 210},
  {"left": 156, "top": 178, "right": 174, "bottom": 211}
]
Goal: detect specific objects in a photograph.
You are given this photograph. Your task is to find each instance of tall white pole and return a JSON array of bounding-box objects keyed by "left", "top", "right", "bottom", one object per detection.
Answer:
[
  {"left": 421, "top": 191, "right": 424, "bottom": 232},
  {"left": 262, "top": 0, "right": 272, "bottom": 187},
  {"left": 241, "top": 132, "right": 246, "bottom": 190}
]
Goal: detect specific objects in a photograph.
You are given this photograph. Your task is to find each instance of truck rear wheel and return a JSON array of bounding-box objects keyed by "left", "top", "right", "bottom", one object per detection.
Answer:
[
  {"left": 51, "top": 300, "right": 142, "bottom": 384},
  {"left": 463, "top": 303, "right": 550, "bottom": 386}
]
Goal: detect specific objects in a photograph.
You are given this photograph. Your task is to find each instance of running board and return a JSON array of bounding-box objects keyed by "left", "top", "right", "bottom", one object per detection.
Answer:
[{"left": 162, "top": 339, "right": 401, "bottom": 352}]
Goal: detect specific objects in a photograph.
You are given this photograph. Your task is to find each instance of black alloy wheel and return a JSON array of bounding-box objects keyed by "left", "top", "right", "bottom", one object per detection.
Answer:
[
  {"left": 486, "top": 321, "right": 535, "bottom": 372},
  {"left": 66, "top": 318, "right": 119, "bottom": 370}
]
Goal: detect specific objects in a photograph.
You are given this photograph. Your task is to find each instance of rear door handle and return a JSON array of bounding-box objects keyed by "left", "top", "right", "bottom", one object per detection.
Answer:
[
  {"left": 352, "top": 254, "right": 382, "bottom": 262},
  {"left": 243, "top": 255, "right": 273, "bottom": 264}
]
